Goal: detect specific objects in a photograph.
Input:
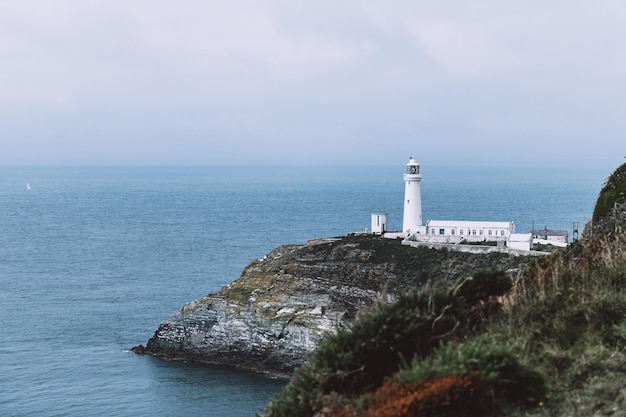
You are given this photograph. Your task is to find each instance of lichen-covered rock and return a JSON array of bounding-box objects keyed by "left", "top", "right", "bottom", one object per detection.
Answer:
[{"left": 134, "top": 235, "right": 530, "bottom": 377}]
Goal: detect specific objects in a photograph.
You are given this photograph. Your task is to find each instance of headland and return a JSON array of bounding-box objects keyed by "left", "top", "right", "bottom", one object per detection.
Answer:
[{"left": 132, "top": 233, "right": 541, "bottom": 377}]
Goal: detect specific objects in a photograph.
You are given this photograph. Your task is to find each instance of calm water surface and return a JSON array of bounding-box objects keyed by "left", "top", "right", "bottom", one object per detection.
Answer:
[{"left": 0, "top": 164, "right": 609, "bottom": 416}]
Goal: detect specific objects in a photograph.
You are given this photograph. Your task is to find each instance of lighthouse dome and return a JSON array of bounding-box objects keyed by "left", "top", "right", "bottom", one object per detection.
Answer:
[{"left": 405, "top": 157, "right": 420, "bottom": 175}]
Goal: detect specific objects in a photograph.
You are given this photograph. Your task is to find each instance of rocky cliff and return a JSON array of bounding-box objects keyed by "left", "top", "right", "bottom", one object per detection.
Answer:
[{"left": 133, "top": 234, "right": 534, "bottom": 377}]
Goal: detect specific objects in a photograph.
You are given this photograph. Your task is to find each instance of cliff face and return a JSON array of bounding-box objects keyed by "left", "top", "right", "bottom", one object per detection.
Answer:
[{"left": 134, "top": 235, "right": 531, "bottom": 377}]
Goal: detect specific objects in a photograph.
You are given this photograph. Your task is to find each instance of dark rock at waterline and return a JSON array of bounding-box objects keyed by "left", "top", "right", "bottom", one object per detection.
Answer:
[{"left": 130, "top": 345, "right": 146, "bottom": 354}]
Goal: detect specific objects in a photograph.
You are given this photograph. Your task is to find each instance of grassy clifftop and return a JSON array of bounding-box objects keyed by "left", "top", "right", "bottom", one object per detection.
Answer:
[{"left": 261, "top": 163, "right": 626, "bottom": 417}]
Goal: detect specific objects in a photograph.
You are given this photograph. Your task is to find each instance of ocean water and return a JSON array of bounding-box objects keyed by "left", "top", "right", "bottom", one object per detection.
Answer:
[{"left": 0, "top": 164, "right": 610, "bottom": 416}]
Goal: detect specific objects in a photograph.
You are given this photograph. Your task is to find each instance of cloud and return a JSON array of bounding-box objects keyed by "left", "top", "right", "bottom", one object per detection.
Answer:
[{"left": 1, "top": 1, "right": 625, "bottom": 166}]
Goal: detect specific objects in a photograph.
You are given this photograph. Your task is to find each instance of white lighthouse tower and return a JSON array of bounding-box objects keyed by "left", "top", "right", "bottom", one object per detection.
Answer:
[{"left": 402, "top": 157, "right": 423, "bottom": 237}]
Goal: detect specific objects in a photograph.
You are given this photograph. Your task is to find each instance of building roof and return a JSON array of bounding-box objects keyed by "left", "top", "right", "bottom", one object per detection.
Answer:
[
  {"left": 509, "top": 233, "right": 532, "bottom": 242},
  {"left": 427, "top": 220, "right": 514, "bottom": 228},
  {"left": 531, "top": 229, "right": 568, "bottom": 237}
]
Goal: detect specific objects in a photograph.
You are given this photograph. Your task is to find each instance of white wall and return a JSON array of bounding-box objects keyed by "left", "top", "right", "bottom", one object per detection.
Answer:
[
  {"left": 507, "top": 233, "right": 532, "bottom": 251},
  {"left": 424, "top": 220, "right": 515, "bottom": 242},
  {"left": 371, "top": 213, "right": 387, "bottom": 234}
]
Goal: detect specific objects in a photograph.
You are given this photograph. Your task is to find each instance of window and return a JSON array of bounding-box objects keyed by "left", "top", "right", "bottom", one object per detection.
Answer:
[
  {"left": 460, "top": 229, "right": 464, "bottom": 235},
  {"left": 479, "top": 230, "right": 483, "bottom": 235},
  {"left": 488, "top": 230, "right": 492, "bottom": 236},
  {"left": 472, "top": 230, "right": 477, "bottom": 236},
  {"left": 451, "top": 229, "right": 455, "bottom": 235},
  {"left": 431, "top": 229, "right": 435, "bottom": 235},
  {"left": 501, "top": 230, "right": 505, "bottom": 236},
  {"left": 439, "top": 229, "right": 445, "bottom": 235}
]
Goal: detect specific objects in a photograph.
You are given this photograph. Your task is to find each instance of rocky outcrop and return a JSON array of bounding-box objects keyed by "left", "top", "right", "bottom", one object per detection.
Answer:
[{"left": 133, "top": 234, "right": 533, "bottom": 377}]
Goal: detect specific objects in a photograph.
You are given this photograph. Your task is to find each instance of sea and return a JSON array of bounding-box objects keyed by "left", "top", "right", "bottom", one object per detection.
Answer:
[{"left": 0, "top": 164, "right": 611, "bottom": 417}]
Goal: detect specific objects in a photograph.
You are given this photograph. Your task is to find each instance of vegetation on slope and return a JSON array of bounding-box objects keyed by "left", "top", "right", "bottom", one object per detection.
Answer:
[
  {"left": 261, "top": 163, "right": 626, "bottom": 417},
  {"left": 592, "top": 162, "right": 626, "bottom": 225}
]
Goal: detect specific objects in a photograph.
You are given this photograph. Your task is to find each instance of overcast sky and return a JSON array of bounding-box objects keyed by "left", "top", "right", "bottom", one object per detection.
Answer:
[{"left": 1, "top": 1, "right": 625, "bottom": 167}]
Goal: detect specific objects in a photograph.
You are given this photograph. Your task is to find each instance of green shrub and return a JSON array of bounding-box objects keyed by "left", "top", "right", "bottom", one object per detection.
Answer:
[
  {"left": 396, "top": 336, "right": 545, "bottom": 407},
  {"left": 452, "top": 268, "right": 512, "bottom": 306},
  {"left": 308, "top": 289, "right": 464, "bottom": 397},
  {"left": 335, "top": 336, "right": 544, "bottom": 417}
]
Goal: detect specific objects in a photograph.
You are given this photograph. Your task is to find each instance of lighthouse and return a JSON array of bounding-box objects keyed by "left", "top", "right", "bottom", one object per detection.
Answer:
[{"left": 402, "top": 157, "right": 423, "bottom": 236}]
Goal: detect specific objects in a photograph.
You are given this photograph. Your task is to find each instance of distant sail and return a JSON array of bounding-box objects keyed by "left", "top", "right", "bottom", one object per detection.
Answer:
[{"left": 26, "top": 183, "right": 31, "bottom": 191}]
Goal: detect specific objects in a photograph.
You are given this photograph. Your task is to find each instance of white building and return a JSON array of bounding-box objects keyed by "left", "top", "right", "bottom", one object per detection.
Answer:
[
  {"left": 371, "top": 212, "right": 388, "bottom": 235},
  {"left": 508, "top": 233, "right": 533, "bottom": 251},
  {"left": 531, "top": 227, "right": 569, "bottom": 244},
  {"left": 396, "top": 156, "right": 520, "bottom": 248},
  {"left": 423, "top": 220, "right": 515, "bottom": 243}
]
